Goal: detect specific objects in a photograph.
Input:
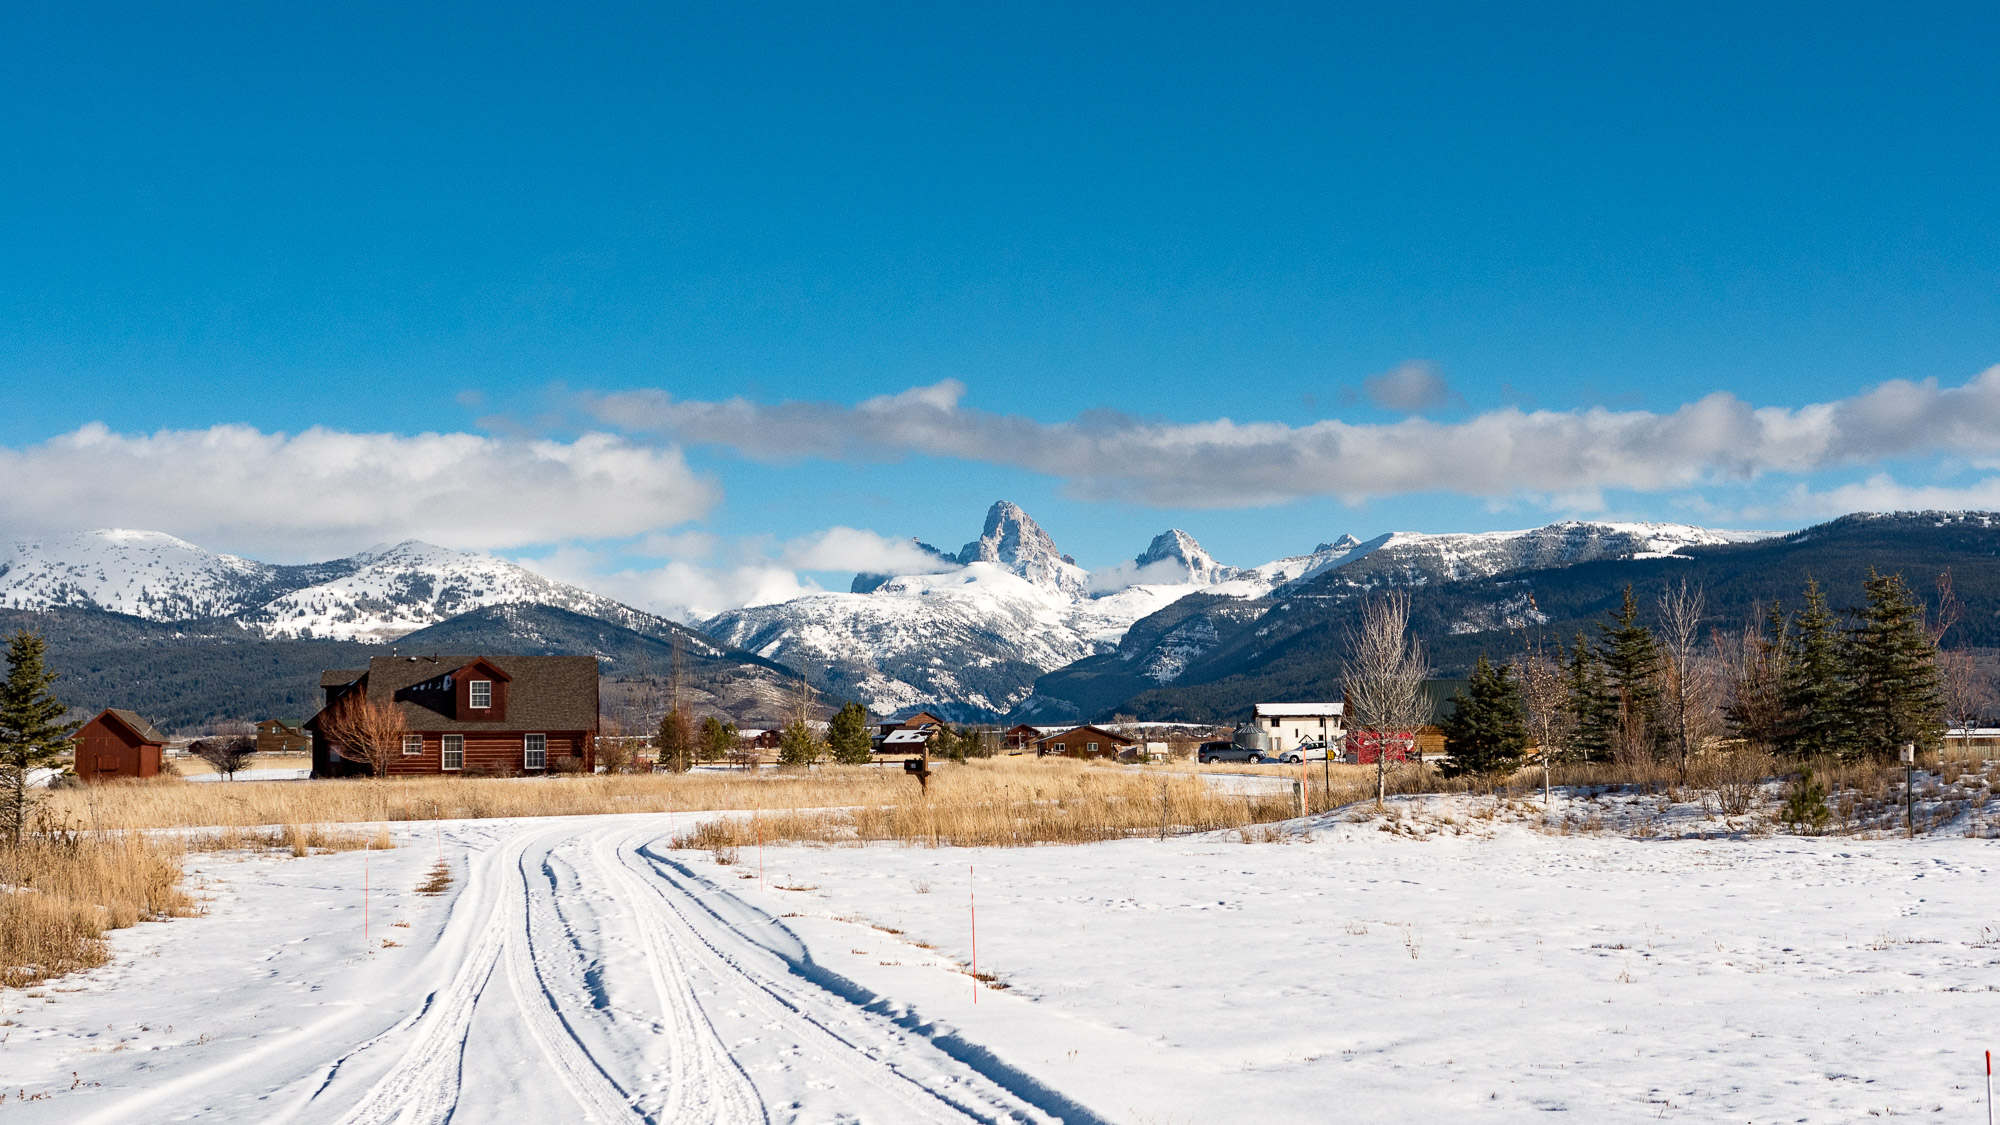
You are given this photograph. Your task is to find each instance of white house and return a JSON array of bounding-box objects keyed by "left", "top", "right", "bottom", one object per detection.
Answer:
[{"left": 1253, "top": 703, "right": 1345, "bottom": 755}]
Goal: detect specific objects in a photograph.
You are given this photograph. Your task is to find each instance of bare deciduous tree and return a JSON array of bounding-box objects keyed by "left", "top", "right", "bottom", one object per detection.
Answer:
[
  {"left": 190, "top": 734, "right": 256, "bottom": 781},
  {"left": 1938, "top": 647, "right": 1991, "bottom": 757},
  {"left": 1657, "top": 578, "right": 1719, "bottom": 782},
  {"left": 1342, "top": 590, "right": 1432, "bottom": 806},
  {"left": 1518, "top": 637, "right": 1573, "bottom": 806},
  {"left": 319, "top": 694, "right": 409, "bottom": 777},
  {"left": 1930, "top": 570, "right": 1987, "bottom": 757}
]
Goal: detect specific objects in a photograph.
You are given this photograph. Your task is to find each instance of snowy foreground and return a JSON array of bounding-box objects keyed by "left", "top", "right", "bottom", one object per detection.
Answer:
[{"left": 5, "top": 802, "right": 1999, "bottom": 1123}]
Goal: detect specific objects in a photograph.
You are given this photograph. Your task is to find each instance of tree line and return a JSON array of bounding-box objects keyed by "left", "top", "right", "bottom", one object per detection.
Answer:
[
  {"left": 1351, "top": 569, "right": 1959, "bottom": 783},
  {"left": 648, "top": 699, "right": 996, "bottom": 772}
]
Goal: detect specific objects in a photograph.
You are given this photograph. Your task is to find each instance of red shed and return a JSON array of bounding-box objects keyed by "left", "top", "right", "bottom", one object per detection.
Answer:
[{"left": 74, "top": 708, "right": 168, "bottom": 782}]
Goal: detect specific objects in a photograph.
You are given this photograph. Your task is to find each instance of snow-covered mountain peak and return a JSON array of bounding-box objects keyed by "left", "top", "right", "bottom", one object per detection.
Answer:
[
  {"left": 1318, "top": 534, "right": 1362, "bottom": 553},
  {"left": 0, "top": 528, "right": 274, "bottom": 620},
  {"left": 955, "top": 501, "right": 1089, "bottom": 598},
  {"left": 1133, "top": 529, "right": 1240, "bottom": 586}
]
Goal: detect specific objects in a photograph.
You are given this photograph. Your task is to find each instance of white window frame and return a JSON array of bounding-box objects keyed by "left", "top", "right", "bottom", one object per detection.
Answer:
[
  {"left": 402, "top": 733, "right": 422, "bottom": 757},
  {"left": 442, "top": 734, "right": 464, "bottom": 771},
  {"left": 1088, "top": 741, "right": 1099, "bottom": 753},
  {"left": 524, "top": 733, "right": 547, "bottom": 771},
  {"left": 469, "top": 680, "right": 492, "bottom": 709}
]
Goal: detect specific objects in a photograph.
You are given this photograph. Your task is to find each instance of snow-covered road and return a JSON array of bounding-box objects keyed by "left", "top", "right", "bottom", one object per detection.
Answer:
[{"left": 5, "top": 817, "right": 1077, "bottom": 1124}]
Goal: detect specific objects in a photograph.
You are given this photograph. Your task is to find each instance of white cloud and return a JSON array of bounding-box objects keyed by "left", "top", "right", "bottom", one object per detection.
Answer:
[
  {"left": 0, "top": 423, "right": 717, "bottom": 559},
  {"left": 1364, "top": 360, "right": 1460, "bottom": 412},
  {"left": 524, "top": 525, "right": 962, "bottom": 621},
  {"left": 1084, "top": 556, "right": 1198, "bottom": 595},
  {"left": 1753, "top": 473, "right": 2000, "bottom": 522},
  {"left": 776, "top": 527, "right": 958, "bottom": 575},
  {"left": 582, "top": 365, "right": 2000, "bottom": 509},
  {"left": 523, "top": 546, "right": 819, "bottom": 621}
]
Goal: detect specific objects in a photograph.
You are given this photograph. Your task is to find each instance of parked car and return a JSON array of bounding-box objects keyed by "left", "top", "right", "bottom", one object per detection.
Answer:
[
  {"left": 1274, "top": 740, "right": 1332, "bottom": 764},
  {"left": 1197, "top": 739, "right": 1264, "bottom": 764}
]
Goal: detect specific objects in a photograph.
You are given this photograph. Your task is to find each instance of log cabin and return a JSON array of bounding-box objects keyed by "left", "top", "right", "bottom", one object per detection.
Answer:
[{"left": 307, "top": 654, "right": 599, "bottom": 778}]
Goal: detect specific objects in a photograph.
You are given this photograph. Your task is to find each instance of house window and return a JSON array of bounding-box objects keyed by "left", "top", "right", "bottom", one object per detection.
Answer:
[
  {"left": 524, "top": 733, "right": 546, "bottom": 770},
  {"left": 1270, "top": 717, "right": 1282, "bottom": 728},
  {"left": 1054, "top": 743, "right": 1066, "bottom": 753},
  {"left": 442, "top": 735, "right": 464, "bottom": 771},
  {"left": 402, "top": 734, "right": 422, "bottom": 756},
  {"left": 1088, "top": 742, "right": 1099, "bottom": 753},
  {"left": 469, "top": 680, "right": 492, "bottom": 709}
]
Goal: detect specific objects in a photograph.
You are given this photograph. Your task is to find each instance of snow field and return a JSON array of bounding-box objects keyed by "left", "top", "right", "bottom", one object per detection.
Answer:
[
  {"left": 5, "top": 800, "right": 1997, "bottom": 1123},
  {"left": 717, "top": 806, "right": 2000, "bottom": 1122},
  {"left": 2, "top": 815, "right": 1073, "bottom": 1124}
]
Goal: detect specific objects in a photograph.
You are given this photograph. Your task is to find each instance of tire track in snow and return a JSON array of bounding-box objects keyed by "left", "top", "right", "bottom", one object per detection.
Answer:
[
  {"left": 581, "top": 828, "right": 766, "bottom": 1124},
  {"left": 609, "top": 825, "right": 1057, "bottom": 1124},
  {"left": 322, "top": 826, "right": 529, "bottom": 1125}
]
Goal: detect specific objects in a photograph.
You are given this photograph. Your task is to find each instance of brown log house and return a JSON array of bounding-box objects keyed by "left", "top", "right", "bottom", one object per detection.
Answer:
[{"left": 308, "top": 654, "right": 599, "bottom": 777}]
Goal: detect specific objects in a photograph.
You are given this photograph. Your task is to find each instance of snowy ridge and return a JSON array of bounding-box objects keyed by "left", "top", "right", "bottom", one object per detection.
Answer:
[
  {"left": 244, "top": 540, "right": 691, "bottom": 643},
  {"left": 0, "top": 530, "right": 699, "bottom": 646},
  {"left": 706, "top": 504, "right": 1774, "bottom": 717},
  {"left": 703, "top": 502, "right": 1279, "bottom": 716},
  {"left": 0, "top": 529, "right": 280, "bottom": 620}
]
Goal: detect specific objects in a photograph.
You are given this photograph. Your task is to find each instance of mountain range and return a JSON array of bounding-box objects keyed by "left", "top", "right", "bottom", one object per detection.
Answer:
[
  {"left": 0, "top": 531, "right": 798, "bottom": 730},
  {"left": 5, "top": 505, "right": 1993, "bottom": 733}
]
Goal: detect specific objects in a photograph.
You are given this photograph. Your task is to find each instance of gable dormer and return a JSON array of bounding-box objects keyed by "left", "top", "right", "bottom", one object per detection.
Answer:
[{"left": 452, "top": 658, "right": 513, "bottom": 721}]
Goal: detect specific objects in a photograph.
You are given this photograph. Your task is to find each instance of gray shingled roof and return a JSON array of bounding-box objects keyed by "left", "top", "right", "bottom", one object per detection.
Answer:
[
  {"left": 321, "top": 669, "right": 367, "bottom": 689},
  {"left": 105, "top": 708, "right": 167, "bottom": 744},
  {"left": 363, "top": 654, "right": 599, "bottom": 733}
]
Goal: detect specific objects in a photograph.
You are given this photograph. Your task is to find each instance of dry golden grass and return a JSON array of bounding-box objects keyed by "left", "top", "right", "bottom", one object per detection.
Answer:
[
  {"left": 671, "top": 757, "right": 1379, "bottom": 849},
  {"left": 1, "top": 830, "right": 196, "bottom": 988},
  {"left": 47, "top": 768, "right": 921, "bottom": 829},
  {"left": 184, "top": 823, "right": 395, "bottom": 856}
]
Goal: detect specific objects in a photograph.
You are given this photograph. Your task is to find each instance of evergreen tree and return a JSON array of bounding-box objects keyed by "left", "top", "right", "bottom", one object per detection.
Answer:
[
  {"left": 777, "top": 717, "right": 823, "bottom": 767},
  {"left": 1566, "top": 631, "right": 1615, "bottom": 761},
  {"left": 1440, "top": 656, "right": 1530, "bottom": 778},
  {"left": 827, "top": 702, "right": 873, "bottom": 764},
  {"left": 1780, "top": 578, "right": 1849, "bottom": 757},
  {"left": 0, "top": 631, "right": 82, "bottom": 844},
  {"left": 698, "top": 715, "right": 738, "bottom": 762},
  {"left": 1597, "top": 587, "right": 1662, "bottom": 761},
  {"left": 1844, "top": 569, "right": 1945, "bottom": 758},
  {"left": 655, "top": 707, "right": 695, "bottom": 773}
]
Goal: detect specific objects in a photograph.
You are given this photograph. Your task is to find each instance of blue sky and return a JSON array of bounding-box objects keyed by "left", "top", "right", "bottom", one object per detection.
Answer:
[{"left": 3, "top": 3, "right": 1998, "bottom": 614}]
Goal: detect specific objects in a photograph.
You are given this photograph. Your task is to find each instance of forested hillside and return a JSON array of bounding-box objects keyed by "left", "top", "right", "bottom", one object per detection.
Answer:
[{"left": 1093, "top": 512, "right": 2000, "bottom": 723}]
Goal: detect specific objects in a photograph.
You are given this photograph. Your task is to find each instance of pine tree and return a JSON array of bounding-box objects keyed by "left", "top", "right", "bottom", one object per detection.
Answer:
[
  {"left": 1567, "top": 631, "right": 1615, "bottom": 761},
  {"left": 1440, "top": 656, "right": 1529, "bottom": 778},
  {"left": 1597, "top": 587, "right": 1661, "bottom": 761},
  {"left": 777, "top": 718, "right": 822, "bottom": 767},
  {"left": 827, "top": 702, "right": 873, "bottom": 764},
  {"left": 0, "top": 631, "right": 82, "bottom": 844},
  {"left": 1780, "top": 578, "right": 1849, "bottom": 757},
  {"left": 698, "top": 715, "right": 738, "bottom": 762},
  {"left": 655, "top": 708, "right": 695, "bottom": 773},
  {"left": 1844, "top": 569, "right": 1945, "bottom": 759}
]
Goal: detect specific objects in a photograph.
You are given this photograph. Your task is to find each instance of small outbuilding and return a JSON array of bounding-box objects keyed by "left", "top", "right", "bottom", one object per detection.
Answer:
[{"left": 73, "top": 708, "right": 169, "bottom": 782}]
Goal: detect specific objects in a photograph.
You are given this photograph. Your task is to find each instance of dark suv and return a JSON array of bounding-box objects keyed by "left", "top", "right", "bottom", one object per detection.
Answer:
[{"left": 1197, "top": 739, "right": 1264, "bottom": 764}]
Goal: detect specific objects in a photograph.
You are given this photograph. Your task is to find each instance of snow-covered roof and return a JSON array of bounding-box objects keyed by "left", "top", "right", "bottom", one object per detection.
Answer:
[
  {"left": 1255, "top": 703, "right": 1343, "bottom": 718},
  {"left": 882, "top": 729, "right": 931, "bottom": 745}
]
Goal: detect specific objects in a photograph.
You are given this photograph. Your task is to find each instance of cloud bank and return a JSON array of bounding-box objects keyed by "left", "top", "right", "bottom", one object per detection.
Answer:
[
  {"left": 584, "top": 366, "right": 2000, "bottom": 508},
  {"left": 0, "top": 423, "right": 717, "bottom": 559}
]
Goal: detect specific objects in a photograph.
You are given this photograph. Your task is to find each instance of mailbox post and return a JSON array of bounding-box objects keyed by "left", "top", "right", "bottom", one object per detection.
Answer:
[{"left": 905, "top": 741, "right": 932, "bottom": 794}]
